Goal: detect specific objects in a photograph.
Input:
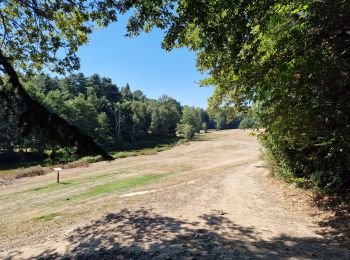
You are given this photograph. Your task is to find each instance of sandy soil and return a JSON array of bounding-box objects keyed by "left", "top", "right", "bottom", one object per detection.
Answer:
[{"left": 0, "top": 130, "right": 349, "bottom": 259}]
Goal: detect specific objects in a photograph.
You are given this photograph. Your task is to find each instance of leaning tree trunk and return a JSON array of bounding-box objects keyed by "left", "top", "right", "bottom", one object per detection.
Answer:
[{"left": 0, "top": 50, "right": 113, "bottom": 160}]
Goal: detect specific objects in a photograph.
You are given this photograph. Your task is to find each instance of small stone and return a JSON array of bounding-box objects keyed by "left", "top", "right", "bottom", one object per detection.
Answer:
[{"left": 54, "top": 216, "right": 64, "bottom": 222}]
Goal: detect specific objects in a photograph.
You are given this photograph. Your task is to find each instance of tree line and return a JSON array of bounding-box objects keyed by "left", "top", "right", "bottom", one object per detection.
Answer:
[{"left": 0, "top": 73, "right": 251, "bottom": 162}]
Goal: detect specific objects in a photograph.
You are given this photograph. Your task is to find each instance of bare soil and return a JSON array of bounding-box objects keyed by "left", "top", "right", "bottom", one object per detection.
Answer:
[{"left": 0, "top": 130, "right": 349, "bottom": 259}]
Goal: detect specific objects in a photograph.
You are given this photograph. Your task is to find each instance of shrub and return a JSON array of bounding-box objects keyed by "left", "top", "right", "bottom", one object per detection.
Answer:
[
  {"left": 260, "top": 128, "right": 349, "bottom": 194},
  {"left": 54, "top": 148, "right": 79, "bottom": 164},
  {"left": 15, "top": 165, "right": 45, "bottom": 178},
  {"left": 112, "top": 151, "right": 138, "bottom": 159},
  {"left": 64, "top": 155, "right": 104, "bottom": 169},
  {"left": 80, "top": 155, "right": 103, "bottom": 163},
  {"left": 176, "top": 139, "right": 188, "bottom": 145},
  {"left": 176, "top": 123, "right": 196, "bottom": 140},
  {"left": 310, "top": 171, "right": 343, "bottom": 194},
  {"left": 238, "top": 117, "right": 256, "bottom": 129}
]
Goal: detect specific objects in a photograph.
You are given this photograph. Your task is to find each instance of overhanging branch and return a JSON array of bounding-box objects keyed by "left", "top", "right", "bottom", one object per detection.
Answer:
[{"left": 0, "top": 49, "right": 113, "bottom": 160}]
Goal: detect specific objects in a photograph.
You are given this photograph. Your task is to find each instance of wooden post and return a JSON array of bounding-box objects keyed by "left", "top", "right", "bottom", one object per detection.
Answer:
[{"left": 53, "top": 168, "right": 62, "bottom": 184}]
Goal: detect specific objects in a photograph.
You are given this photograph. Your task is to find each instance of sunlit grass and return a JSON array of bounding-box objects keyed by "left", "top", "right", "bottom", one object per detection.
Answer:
[{"left": 64, "top": 174, "right": 167, "bottom": 201}]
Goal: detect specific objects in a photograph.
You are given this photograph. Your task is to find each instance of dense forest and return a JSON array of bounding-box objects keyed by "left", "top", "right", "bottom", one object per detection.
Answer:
[{"left": 0, "top": 73, "right": 251, "bottom": 164}]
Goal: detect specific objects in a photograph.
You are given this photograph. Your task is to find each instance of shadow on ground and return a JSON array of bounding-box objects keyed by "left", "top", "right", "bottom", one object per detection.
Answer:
[
  {"left": 313, "top": 193, "right": 350, "bottom": 248},
  {"left": 5, "top": 208, "right": 350, "bottom": 259}
]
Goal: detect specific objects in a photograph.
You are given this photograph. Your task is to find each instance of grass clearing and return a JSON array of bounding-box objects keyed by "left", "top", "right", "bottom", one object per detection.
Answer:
[{"left": 65, "top": 174, "right": 167, "bottom": 201}]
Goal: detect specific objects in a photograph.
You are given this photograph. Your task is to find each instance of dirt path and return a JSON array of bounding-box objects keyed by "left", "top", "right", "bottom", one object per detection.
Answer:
[{"left": 0, "top": 130, "right": 349, "bottom": 259}]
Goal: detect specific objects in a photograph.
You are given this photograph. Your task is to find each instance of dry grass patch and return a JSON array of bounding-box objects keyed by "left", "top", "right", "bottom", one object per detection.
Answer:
[{"left": 15, "top": 165, "right": 46, "bottom": 178}]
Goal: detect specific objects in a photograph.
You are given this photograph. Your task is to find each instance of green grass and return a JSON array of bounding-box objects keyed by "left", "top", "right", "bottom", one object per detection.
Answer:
[
  {"left": 34, "top": 213, "right": 60, "bottom": 221},
  {"left": 65, "top": 174, "right": 166, "bottom": 201},
  {"left": 112, "top": 150, "right": 138, "bottom": 159},
  {"left": 0, "top": 172, "right": 120, "bottom": 200},
  {"left": 34, "top": 174, "right": 166, "bottom": 220},
  {"left": 114, "top": 137, "right": 180, "bottom": 151}
]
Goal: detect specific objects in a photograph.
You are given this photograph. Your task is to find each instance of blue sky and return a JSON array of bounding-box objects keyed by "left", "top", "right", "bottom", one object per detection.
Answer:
[{"left": 76, "top": 15, "right": 213, "bottom": 108}]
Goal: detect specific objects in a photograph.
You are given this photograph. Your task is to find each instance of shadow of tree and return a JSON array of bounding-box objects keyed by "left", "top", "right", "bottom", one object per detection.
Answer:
[
  {"left": 6, "top": 208, "right": 350, "bottom": 259},
  {"left": 312, "top": 194, "right": 350, "bottom": 247}
]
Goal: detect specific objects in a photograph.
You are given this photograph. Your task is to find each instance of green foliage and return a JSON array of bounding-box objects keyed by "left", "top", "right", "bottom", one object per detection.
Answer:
[
  {"left": 0, "top": 1, "right": 123, "bottom": 159},
  {"left": 0, "top": 73, "right": 197, "bottom": 168},
  {"left": 149, "top": 96, "right": 181, "bottom": 137},
  {"left": 112, "top": 151, "right": 138, "bottom": 159},
  {"left": 176, "top": 123, "right": 196, "bottom": 140},
  {"left": 202, "top": 122, "right": 208, "bottom": 133},
  {"left": 175, "top": 106, "right": 204, "bottom": 139},
  {"left": 79, "top": 155, "right": 103, "bottom": 164},
  {"left": 120, "top": 0, "right": 350, "bottom": 193},
  {"left": 213, "top": 111, "right": 225, "bottom": 131},
  {"left": 238, "top": 109, "right": 258, "bottom": 129},
  {"left": 310, "top": 171, "right": 343, "bottom": 194},
  {"left": 0, "top": 1, "right": 118, "bottom": 75},
  {"left": 130, "top": 100, "right": 151, "bottom": 142},
  {"left": 180, "top": 106, "right": 203, "bottom": 133},
  {"left": 2, "top": 0, "right": 349, "bottom": 193}
]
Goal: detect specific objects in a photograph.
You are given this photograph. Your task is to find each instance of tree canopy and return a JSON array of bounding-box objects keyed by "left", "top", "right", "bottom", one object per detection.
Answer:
[
  {"left": 0, "top": 0, "right": 122, "bottom": 159},
  {"left": 118, "top": 0, "right": 350, "bottom": 192}
]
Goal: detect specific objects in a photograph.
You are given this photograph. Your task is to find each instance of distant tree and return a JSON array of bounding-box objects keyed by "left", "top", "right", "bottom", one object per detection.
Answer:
[
  {"left": 200, "top": 110, "right": 211, "bottom": 128},
  {"left": 0, "top": 1, "right": 119, "bottom": 159},
  {"left": 121, "top": 84, "right": 133, "bottom": 101},
  {"left": 150, "top": 97, "right": 180, "bottom": 137},
  {"left": 238, "top": 109, "right": 257, "bottom": 130},
  {"left": 133, "top": 90, "right": 146, "bottom": 101},
  {"left": 213, "top": 111, "right": 226, "bottom": 131},
  {"left": 130, "top": 100, "right": 151, "bottom": 142},
  {"left": 176, "top": 123, "right": 196, "bottom": 140},
  {"left": 202, "top": 122, "right": 208, "bottom": 133},
  {"left": 180, "top": 106, "right": 203, "bottom": 133},
  {"left": 158, "top": 95, "right": 182, "bottom": 115},
  {"left": 1, "top": 72, "right": 188, "bottom": 161},
  {"left": 65, "top": 94, "right": 100, "bottom": 138}
]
